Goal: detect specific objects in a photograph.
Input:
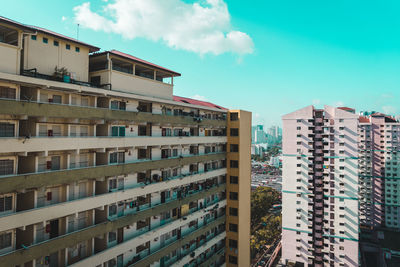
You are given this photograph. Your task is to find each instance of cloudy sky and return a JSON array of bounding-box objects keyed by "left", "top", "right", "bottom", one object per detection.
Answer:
[{"left": 4, "top": 0, "right": 400, "bottom": 127}]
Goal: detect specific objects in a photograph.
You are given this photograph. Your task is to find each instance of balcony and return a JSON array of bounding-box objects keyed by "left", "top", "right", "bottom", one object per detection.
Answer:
[
  {"left": 0, "top": 135, "right": 226, "bottom": 154},
  {"left": 76, "top": 215, "right": 226, "bottom": 267},
  {"left": 0, "top": 152, "right": 226, "bottom": 194},
  {"left": 0, "top": 98, "right": 226, "bottom": 128},
  {"left": 0, "top": 183, "right": 226, "bottom": 266},
  {"left": 171, "top": 231, "right": 226, "bottom": 266},
  {"left": 0, "top": 168, "right": 226, "bottom": 232}
]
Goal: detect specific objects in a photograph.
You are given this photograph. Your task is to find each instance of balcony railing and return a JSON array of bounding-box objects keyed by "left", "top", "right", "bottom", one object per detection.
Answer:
[
  {"left": 22, "top": 68, "right": 95, "bottom": 88},
  {"left": 0, "top": 183, "right": 226, "bottom": 266}
]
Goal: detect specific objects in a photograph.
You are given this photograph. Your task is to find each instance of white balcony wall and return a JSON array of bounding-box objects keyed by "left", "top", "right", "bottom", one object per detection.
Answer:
[
  {"left": 0, "top": 136, "right": 227, "bottom": 154},
  {"left": 0, "top": 168, "right": 226, "bottom": 232}
]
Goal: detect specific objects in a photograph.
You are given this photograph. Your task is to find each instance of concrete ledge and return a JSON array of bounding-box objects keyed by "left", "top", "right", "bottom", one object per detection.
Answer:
[
  {"left": 0, "top": 153, "right": 226, "bottom": 194},
  {"left": 198, "top": 247, "right": 225, "bottom": 267},
  {"left": 0, "top": 99, "right": 226, "bottom": 128},
  {"left": 0, "top": 184, "right": 226, "bottom": 266},
  {"left": 133, "top": 216, "right": 226, "bottom": 267}
]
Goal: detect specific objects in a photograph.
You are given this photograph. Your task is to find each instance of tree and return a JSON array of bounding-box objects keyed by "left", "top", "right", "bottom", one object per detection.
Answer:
[
  {"left": 251, "top": 186, "right": 280, "bottom": 228},
  {"left": 251, "top": 215, "right": 281, "bottom": 256}
]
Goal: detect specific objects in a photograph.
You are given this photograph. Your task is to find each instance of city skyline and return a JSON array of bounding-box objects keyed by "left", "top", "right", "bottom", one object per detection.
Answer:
[{"left": 2, "top": 0, "right": 400, "bottom": 127}]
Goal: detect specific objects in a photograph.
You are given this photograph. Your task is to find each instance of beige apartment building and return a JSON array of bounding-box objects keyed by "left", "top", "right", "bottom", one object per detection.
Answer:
[{"left": 0, "top": 16, "right": 251, "bottom": 267}]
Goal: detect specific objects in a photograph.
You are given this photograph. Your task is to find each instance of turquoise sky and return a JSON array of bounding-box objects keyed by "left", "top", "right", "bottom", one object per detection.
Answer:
[{"left": 3, "top": 0, "right": 400, "bottom": 127}]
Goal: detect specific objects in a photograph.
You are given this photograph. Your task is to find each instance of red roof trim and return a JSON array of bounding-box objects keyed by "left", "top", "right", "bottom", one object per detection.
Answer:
[
  {"left": 173, "top": 95, "right": 227, "bottom": 110},
  {"left": 359, "top": 116, "right": 370, "bottom": 123},
  {"left": 338, "top": 107, "right": 355, "bottom": 111}
]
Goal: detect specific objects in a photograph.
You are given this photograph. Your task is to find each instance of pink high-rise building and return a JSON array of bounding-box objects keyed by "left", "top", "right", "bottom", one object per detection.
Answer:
[
  {"left": 282, "top": 105, "right": 359, "bottom": 267},
  {"left": 358, "top": 113, "right": 400, "bottom": 229}
]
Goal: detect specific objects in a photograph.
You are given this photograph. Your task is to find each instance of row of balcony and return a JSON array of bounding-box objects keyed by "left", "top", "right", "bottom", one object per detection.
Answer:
[
  {"left": 0, "top": 183, "right": 226, "bottom": 266},
  {"left": 0, "top": 98, "right": 226, "bottom": 128},
  {"left": 0, "top": 152, "right": 226, "bottom": 194}
]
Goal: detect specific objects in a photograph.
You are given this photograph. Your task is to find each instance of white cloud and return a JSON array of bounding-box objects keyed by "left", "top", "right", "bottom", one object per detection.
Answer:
[
  {"left": 61, "top": 16, "right": 67, "bottom": 21},
  {"left": 382, "top": 105, "right": 397, "bottom": 115},
  {"left": 191, "top": 94, "right": 208, "bottom": 101},
  {"left": 72, "top": 0, "right": 254, "bottom": 55}
]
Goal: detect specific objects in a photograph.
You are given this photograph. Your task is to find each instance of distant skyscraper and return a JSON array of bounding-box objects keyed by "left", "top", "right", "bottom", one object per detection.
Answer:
[
  {"left": 282, "top": 105, "right": 359, "bottom": 267},
  {"left": 255, "top": 125, "right": 266, "bottom": 144}
]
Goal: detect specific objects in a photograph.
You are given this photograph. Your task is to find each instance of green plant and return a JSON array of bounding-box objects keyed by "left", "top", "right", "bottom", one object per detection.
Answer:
[{"left": 53, "top": 66, "right": 69, "bottom": 78}]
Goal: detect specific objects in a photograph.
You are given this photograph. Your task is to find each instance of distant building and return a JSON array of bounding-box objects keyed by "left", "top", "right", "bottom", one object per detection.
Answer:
[
  {"left": 267, "top": 125, "right": 282, "bottom": 144},
  {"left": 254, "top": 125, "right": 266, "bottom": 144}
]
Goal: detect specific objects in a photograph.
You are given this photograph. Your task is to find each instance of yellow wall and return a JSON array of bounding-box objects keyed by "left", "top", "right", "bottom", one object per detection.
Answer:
[
  {"left": 227, "top": 110, "right": 251, "bottom": 267},
  {"left": 0, "top": 22, "right": 22, "bottom": 75},
  {"left": 23, "top": 33, "right": 90, "bottom": 82}
]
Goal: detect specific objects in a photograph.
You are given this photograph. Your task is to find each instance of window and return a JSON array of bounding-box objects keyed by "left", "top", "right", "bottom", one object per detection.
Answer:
[
  {"left": 230, "top": 176, "right": 238, "bottom": 184},
  {"left": 229, "top": 192, "right": 238, "bottom": 200},
  {"left": 111, "top": 100, "right": 126, "bottom": 110},
  {"left": 0, "top": 123, "right": 14, "bottom": 137},
  {"left": 138, "top": 125, "right": 147, "bottom": 136},
  {"left": 0, "top": 160, "right": 13, "bottom": 176},
  {"left": 229, "top": 239, "right": 238, "bottom": 248},
  {"left": 111, "top": 126, "right": 125, "bottom": 137},
  {"left": 230, "top": 128, "right": 239, "bottom": 136},
  {"left": 53, "top": 40, "right": 59, "bottom": 46},
  {"left": 110, "top": 152, "right": 125, "bottom": 164},
  {"left": 230, "top": 160, "right": 239, "bottom": 168},
  {"left": 75, "top": 47, "right": 80, "bottom": 52},
  {"left": 0, "top": 195, "right": 12, "bottom": 212},
  {"left": 229, "top": 223, "right": 238, "bottom": 232},
  {"left": 230, "top": 112, "right": 238, "bottom": 121},
  {"left": 108, "top": 231, "right": 117, "bottom": 242},
  {"left": 31, "top": 35, "right": 37, "bottom": 40},
  {"left": 66, "top": 44, "right": 70, "bottom": 50},
  {"left": 0, "top": 232, "right": 12, "bottom": 250},
  {"left": 230, "top": 144, "right": 239, "bottom": 152},
  {"left": 138, "top": 149, "right": 147, "bottom": 159},
  {"left": 43, "top": 37, "right": 48, "bottom": 44},
  {"left": 0, "top": 87, "right": 16, "bottom": 99},
  {"left": 229, "top": 255, "right": 238, "bottom": 264},
  {"left": 109, "top": 179, "right": 117, "bottom": 190},
  {"left": 109, "top": 204, "right": 117, "bottom": 216},
  {"left": 52, "top": 95, "right": 62, "bottom": 104},
  {"left": 229, "top": 207, "right": 238, "bottom": 216}
]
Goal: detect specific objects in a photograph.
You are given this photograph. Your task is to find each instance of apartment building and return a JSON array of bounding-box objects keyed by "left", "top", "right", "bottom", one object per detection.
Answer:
[
  {"left": 0, "top": 16, "right": 251, "bottom": 267},
  {"left": 282, "top": 106, "right": 359, "bottom": 267},
  {"left": 358, "top": 113, "right": 400, "bottom": 229}
]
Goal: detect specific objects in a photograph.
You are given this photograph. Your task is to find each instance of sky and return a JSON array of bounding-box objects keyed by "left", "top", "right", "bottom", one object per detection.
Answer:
[{"left": 3, "top": 0, "right": 400, "bottom": 127}]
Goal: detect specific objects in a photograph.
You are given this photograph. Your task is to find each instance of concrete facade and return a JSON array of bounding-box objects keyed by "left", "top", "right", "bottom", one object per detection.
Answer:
[{"left": 0, "top": 16, "right": 251, "bottom": 267}]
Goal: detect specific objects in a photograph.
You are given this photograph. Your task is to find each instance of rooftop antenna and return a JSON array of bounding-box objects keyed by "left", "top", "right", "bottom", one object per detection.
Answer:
[{"left": 77, "top": 23, "right": 80, "bottom": 40}]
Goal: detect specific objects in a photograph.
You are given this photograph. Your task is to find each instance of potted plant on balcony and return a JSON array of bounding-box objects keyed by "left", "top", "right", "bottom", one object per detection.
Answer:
[{"left": 53, "top": 66, "right": 70, "bottom": 83}]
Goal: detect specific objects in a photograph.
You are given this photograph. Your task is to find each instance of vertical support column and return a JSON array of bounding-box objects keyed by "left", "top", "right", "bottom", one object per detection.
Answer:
[{"left": 226, "top": 110, "right": 251, "bottom": 267}]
